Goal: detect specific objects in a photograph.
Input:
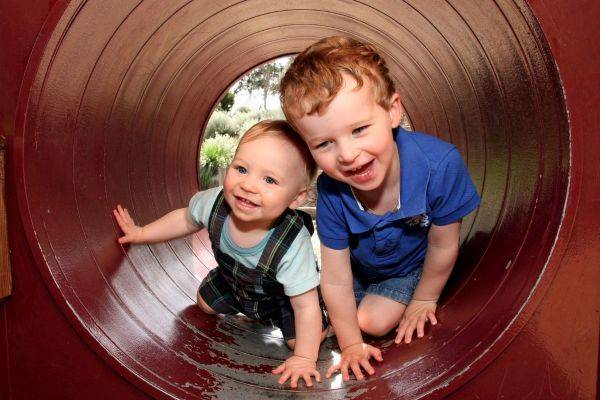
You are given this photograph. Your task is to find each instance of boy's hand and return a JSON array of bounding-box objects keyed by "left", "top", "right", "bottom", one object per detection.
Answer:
[
  {"left": 273, "top": 355, "right": 320, "bottom": 388},
  {"left": 395, "top": 299, "right": 437, "bottom": 344},
  {"left": 326, "top": 342, "right": 382, "bottom": 381},
  {"left": 113, "top": 205, "right": 143, "bottom": 244}
]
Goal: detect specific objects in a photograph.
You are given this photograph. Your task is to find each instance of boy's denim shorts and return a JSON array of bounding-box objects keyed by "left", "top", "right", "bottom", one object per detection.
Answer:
[{"left": 353, "top": 267, "right": 423, "bottom": 305}]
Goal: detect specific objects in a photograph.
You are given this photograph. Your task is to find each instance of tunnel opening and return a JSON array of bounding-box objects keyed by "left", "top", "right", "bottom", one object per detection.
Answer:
[{"left": 15, "top": 1, "right": 568, "bottom": 398}]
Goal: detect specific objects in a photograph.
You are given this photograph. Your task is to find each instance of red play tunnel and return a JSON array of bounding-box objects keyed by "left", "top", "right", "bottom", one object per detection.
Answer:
[{"left": 1, "top": 0, "right": 598, "bottom": 399}]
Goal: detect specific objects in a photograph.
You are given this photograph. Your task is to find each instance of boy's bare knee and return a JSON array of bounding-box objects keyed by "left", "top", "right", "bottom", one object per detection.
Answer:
[
  {"left": 196, "top": 292, "right": 217, "bottom": 315},
  {"left": 357, "top": 309, "right": 396, "bottom": 337}
]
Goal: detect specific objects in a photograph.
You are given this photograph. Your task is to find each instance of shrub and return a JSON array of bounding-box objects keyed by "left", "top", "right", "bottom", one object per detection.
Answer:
[
  {"left": 205, "top": 111, "right": 236, "bottom": 139},
  {"left": 235, "top": 105, "right": 252, "bottom": 114},
  {"left": 199, "top": 135, "right": 238, "bottom": 188},
  {"left": 230, "top": 107, "right": 287, "bottom": 136}
]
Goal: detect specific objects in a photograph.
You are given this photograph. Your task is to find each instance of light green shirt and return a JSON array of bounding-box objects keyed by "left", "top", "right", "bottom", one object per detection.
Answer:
[{"left": 188, "top": 186, "right": 319, "bottom": 297}]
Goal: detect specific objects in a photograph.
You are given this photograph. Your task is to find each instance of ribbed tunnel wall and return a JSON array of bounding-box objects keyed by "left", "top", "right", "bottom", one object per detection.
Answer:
[{"left": 7, "top": 0, "right": 585, "bottom": 398}]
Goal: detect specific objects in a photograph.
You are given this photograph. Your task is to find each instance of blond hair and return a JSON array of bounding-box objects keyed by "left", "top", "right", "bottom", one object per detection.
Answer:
[
  {"left": 238, "top": 120, "right": 317, "bottom": 183},
  {"left": 280, "top": 36, "right": 396, "bottom": 123}
]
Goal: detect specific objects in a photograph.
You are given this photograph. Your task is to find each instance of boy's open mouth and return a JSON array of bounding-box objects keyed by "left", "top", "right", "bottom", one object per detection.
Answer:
[{"left": 344, "top": 160, "right": 374, "bottom": 178}]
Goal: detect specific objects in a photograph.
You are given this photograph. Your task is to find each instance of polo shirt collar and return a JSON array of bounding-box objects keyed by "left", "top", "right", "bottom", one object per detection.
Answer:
[{"left": 335, "top": 127, "right": 431, "bottom": 234}]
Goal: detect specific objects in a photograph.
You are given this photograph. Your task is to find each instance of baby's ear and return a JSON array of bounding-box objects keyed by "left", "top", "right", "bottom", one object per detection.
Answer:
[{"left": 289, "top": 187, "right": 308, "bottom": 210}]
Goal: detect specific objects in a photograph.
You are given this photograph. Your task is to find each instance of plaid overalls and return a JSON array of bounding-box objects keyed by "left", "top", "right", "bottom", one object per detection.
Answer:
[{"left": 198, "top": 190, "right": 327, "bottom": 340}]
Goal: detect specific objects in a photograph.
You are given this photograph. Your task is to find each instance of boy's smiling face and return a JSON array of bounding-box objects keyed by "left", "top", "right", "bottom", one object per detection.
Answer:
[
  {"left": 294, "top": 74, "right": 402, "bottom": 195},
  {"left": 223, "top": 135, "right": 308, "bottom": 229}
]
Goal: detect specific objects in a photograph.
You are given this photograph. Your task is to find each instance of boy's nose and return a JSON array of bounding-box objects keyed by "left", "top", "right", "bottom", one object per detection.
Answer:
[{"left": 337, "top": 142, "right": 359, "bottom": 164}]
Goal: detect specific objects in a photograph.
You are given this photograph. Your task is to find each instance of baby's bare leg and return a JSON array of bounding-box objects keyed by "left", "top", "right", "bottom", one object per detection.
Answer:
[
  {"left": 196, "top": 291, "right": 217, "bottom": 315},
  {"left": 357, "top": 294, "right": 407, "bottom": 337},
  {"left": 286, "top": 326, "right": 330, "bottom": 350}
]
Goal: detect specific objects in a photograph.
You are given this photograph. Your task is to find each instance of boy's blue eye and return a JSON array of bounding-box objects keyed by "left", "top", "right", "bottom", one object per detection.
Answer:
[
  {"left": 316, "top": 141, "right": 331, "bottom": 149},
  {"left": 264, "top": 176, "right": 278, "bottom": 185},
  {"left": 235, "top": 166, "right": 247, "bottom": 174}
]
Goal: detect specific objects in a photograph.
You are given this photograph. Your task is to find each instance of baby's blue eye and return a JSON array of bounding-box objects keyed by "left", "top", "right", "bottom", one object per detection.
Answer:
[
  {"left": 353, "top": 125, "right": 368, "bottom": 134},
  {"left": 264, "top": 176, "right": 278, "bottom": 185},
  {"left": 235, "top": 166, "right": 247, "bottom": 174}
]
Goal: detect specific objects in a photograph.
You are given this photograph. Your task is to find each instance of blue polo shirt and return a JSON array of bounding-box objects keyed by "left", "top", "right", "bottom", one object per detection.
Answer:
[{"left": 316, "top": 127, "right": 480, "bottom": 280}]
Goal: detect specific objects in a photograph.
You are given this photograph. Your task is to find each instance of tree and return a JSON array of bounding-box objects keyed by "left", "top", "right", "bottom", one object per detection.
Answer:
[
  {"left": 217, "top": 91, "right": 235, "bottom": 112},
  {"left": 234, "top": 61, "right": 286, "bottom": 109}
]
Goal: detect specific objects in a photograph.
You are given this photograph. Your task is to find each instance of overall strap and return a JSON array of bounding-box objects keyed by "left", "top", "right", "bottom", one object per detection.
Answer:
[
  {"left": 256, "top": 209, "right": 306, "bottom": 279},
  {"left": 207, "top": 188, "right": 228, "bottom": 249},
  {"left": 295, "top": 209, "right": 315, "bottom": 236}
]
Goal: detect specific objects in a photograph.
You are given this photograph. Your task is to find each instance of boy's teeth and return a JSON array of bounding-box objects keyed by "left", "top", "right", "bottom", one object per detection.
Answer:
[{"left": 351, "top": 162, "right": 370, "bottom": 174}]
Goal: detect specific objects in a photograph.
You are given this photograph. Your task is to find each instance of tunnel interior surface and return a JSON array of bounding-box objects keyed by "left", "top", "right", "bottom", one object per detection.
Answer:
[{"left": 14, "top": 0, "right": 568, "bottom": 398}]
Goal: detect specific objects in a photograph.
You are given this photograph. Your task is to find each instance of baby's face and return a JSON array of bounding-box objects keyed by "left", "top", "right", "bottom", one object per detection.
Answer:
[
  {"left": 223, "top": 135, "right": 307, "bottom": 228},
  {"left": 294, "top": 74, "right": 402, "bottom": 195}
]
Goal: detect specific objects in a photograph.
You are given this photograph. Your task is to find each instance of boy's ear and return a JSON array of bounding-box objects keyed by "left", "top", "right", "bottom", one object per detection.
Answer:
[
  {"left": 388, "top": 93, "right": 403, "bottom": 128},
  {"left": 289, "top": 186, "right": 308, "bottom": 210}
]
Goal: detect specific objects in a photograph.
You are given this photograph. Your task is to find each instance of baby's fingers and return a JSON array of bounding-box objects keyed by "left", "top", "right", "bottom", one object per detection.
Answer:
[
  {"left": 358, "top": 358, "right": 375, "bottom": 376},
  {"left": 290, "top": 372, "right": 300, "bottom": 389},
  {"left": 311, "top": 369, "right": 321, "bottom": 383},
  {"left": 368, "top": 346, "right": 383, "bottom": 362},
  {"left": 277, "top": 369, "right": 292, "bottom": 385},
  {"left": 340, "top": 361, "right": 351, "bottom": 381},
  {"left": 301, "top": 372, "right": 313, "bottom": 388},
  {"left": 349, "top": 361, "right": 365, "bottom": 381},
  {"left": 326, "top": 362, "right": 341, "bottom": 379},
  {"left": 272, "top": 363, "right": 286, "bottom": 375},
  {"left": 117, "top": 235, "right": 131, "bottom": 244}
]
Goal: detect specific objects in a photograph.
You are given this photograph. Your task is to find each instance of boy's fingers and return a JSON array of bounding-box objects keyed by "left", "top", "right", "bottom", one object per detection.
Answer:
[
  {"left": 417, "top": 317, "right": 426, "bottom": 338},
  {"left": 405, "top": 320, "right": 417, "bottom": 343},
  {"left": 395, "top": 325, "right": 406, "bottom": 344},
  {"left": 429, "top": 312, "right": 438, "bottom": 325},
  {"left": 314, "top": 370, "right": 321, "bottom": 382}
]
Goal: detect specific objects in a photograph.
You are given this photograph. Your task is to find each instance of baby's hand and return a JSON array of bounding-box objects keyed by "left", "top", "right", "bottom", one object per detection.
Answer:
[
  {"left": 326, "top": 342, "right": 382, "bottom": 381},
  {"left": 395, "top": 299, "right": 437, "bottom": 344},
  {"left": 273, "top": 355, "right": 320, "bottom": 388},
  {"left": 113, "top": 205, "right": 144, "bottom": 244}
]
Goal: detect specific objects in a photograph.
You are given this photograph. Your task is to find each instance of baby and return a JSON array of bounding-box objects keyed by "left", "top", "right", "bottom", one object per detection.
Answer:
[{"left": 114, "top": 120, "right": 329, "bottom": 388}]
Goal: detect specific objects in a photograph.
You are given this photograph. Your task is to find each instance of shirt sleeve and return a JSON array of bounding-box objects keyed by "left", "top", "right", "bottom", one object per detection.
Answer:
[
  {"left": 187, "top": 186, "right": 223, "bottom": 228},
  {"left": 316, "top": 175, "right": 350, "bottom": 250},
  {"left": 276, "top": 228, "right": 320, "bottom": 297},
  {"left": 429, "top": 148, "right": 481, "bottom": 225}
]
